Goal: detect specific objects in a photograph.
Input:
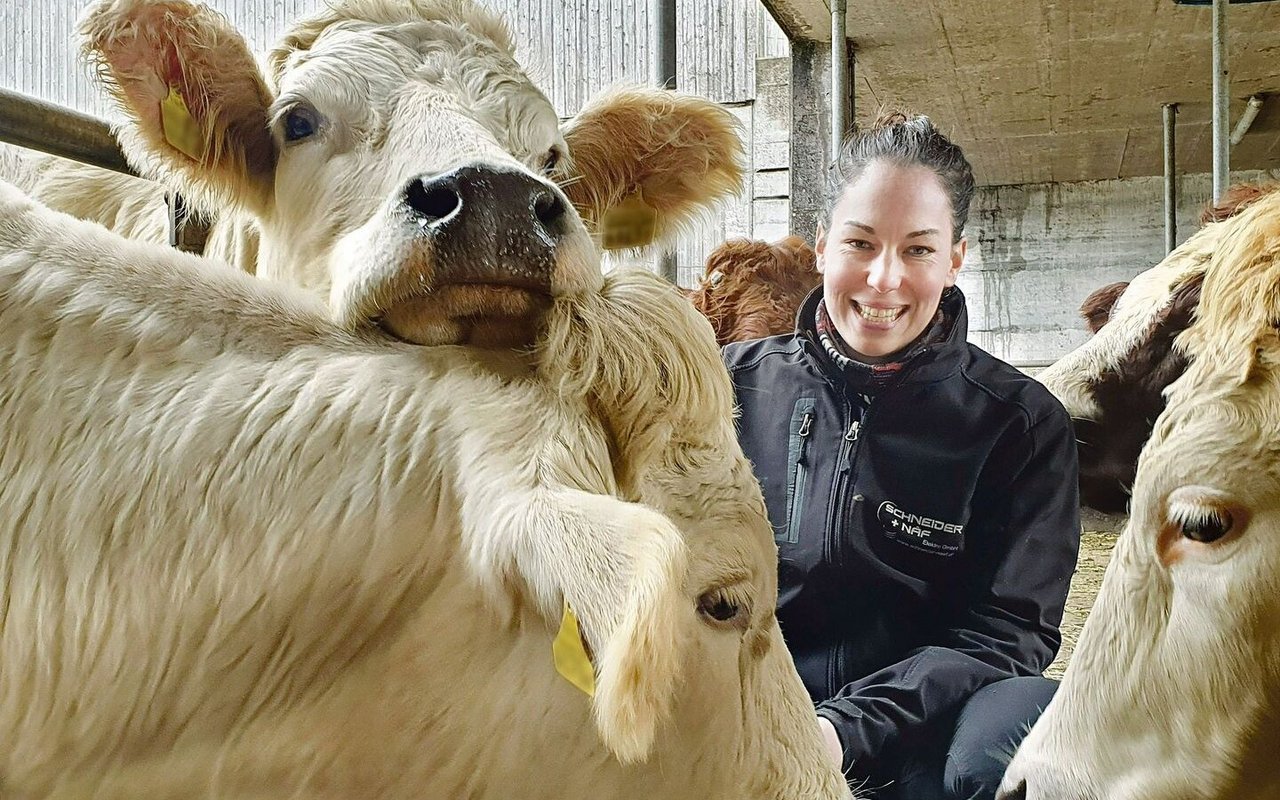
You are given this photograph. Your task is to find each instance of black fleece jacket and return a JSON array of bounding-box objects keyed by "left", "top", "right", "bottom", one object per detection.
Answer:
[{"left": 722, "top": 286, "right": 1080, "bottom": 775}]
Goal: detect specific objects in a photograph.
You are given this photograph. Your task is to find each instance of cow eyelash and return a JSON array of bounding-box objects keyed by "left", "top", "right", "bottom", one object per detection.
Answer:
[
  {"left": 1167, "top": 498, "right": 1234, "bottom": 544},
  {"left": 697, "top": 586, "right": 749, "bottom": 627},
  {"left": 540, "top": 148, "right": 562, "bottom": 176}
]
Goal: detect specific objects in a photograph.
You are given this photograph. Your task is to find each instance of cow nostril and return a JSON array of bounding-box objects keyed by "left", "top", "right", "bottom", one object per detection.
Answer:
[
  {"left": 533, "top": 189, "right": 566, "bottom": 230},
  {"left": 406, "top": 178, "right": 461, "bottom": 223}
]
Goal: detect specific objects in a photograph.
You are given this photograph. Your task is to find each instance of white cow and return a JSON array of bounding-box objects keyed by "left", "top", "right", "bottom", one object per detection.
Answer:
[
  {"left": 72, "top": 0, "right": 742, "bottom": 323},
  {"left": 0, "top": 175, "right": 852, "bottom": 798},
  {"left": 999, "top": 190, "right": 1280, "bottom": 800},
  {"left": 0, "top": 141, "right": 262, "bottom": 269}
]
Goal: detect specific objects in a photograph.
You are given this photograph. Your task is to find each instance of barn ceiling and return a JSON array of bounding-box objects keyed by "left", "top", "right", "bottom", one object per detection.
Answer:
[{"left": 760, "top": 0, "right": 1280, "bottom": 186}]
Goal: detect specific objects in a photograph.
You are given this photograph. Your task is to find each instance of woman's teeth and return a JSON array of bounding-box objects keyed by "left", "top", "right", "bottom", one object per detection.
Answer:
[{"left": 857, "top": 304, "right": 904, "bottom": 321}]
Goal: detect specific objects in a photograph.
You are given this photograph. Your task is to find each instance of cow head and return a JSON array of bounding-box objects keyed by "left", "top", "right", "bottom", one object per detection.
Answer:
[
  {"left": 1000, "top": 189, "right": 1280, "bottom": 800},
  {"left": 685, "top": 235, "right": 819, "bottom": 345},
  {"left": 1037, "top": 183, "right": 1279, "bottom": 513},
  {"left": 79, "top": 0, "right": 743, "bottom": 349},
  {"left": 535, "top": 270, "right": 852, "bottom": 797}
]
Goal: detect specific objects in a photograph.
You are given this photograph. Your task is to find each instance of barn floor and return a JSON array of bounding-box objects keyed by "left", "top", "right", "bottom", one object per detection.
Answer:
[{"left": 1046, "top": 530, "right": 1120, "bottom": 679}]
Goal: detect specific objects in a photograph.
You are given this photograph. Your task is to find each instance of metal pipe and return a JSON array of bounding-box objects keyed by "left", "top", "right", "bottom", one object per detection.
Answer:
[
  {"left": 1163, "top": 103, "right": 1178, "bottom": 254},
  {"left": 0, "top": 87, "right": 210, "bottom": 254},
  {"left": 651, "top": 0, "right": 678, "bottom": 283},
  {"left": 0, "top": 86, "right": 134, "bottom": 176},
  {"left": 1230, "top": 93, "right": 1265, "bottom": 146},
  {"left": 1211, "top": 0, "right": 1229, "bottom": 201},
  {"left": 830, "top": 0, "right": 850, "bottom": 162},
  {"left": 651, "top": 0, "right": 677, "bottom": 89}
]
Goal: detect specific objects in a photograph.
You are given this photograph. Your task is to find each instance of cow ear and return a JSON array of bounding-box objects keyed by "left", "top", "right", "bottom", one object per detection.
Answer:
[
  {"left": 79, "top": 0, "right": 277, "bottom": 216},
  {"left": 559, "top": 86, "right": 745, "bottom": 251},
  {"left": 472, "top": 486, "right": 689, "bottom": 764}
]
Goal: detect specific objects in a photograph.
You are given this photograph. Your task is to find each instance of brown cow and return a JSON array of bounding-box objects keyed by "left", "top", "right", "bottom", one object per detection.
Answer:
[
  {"left": 685, "top": 235, "right": 820, "bottom": 346},
  {"left": 1039, "top": 181, "right": 1280, "bottom": 512}
]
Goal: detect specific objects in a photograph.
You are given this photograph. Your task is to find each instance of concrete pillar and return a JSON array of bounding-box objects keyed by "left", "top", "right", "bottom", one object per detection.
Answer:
[{"left": 789, "top": 39, "right": 829, "bottom": 243}]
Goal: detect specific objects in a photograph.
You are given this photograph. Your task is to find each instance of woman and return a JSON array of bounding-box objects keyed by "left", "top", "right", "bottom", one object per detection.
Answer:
[{"left": 722, "top": 113, "right": 1080, "bottom": 800}]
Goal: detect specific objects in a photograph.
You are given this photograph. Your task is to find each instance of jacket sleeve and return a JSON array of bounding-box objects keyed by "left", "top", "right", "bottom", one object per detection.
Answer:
[{"left": 815, "top": 409, "right": 1081, "bottom": 775}]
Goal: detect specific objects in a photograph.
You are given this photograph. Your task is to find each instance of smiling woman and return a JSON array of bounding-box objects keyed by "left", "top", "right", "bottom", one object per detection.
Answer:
[{"left": 723, "top": 111, "right": 1081, "bottom": 800}]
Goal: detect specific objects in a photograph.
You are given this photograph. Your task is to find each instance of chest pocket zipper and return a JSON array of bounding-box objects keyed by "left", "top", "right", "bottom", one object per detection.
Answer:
[{"left": 782, "top": 398, "right": 816, "bottom": 544}]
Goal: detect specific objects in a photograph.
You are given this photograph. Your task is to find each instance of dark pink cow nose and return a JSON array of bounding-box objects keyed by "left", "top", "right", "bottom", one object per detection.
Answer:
[{"left": 403, "top": 164, "right": 569, "bottom": 293}]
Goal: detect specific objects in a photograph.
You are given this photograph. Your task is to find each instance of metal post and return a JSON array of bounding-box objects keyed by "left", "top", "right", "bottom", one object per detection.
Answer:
[
  {"left": 0, "top": 86, "right": 210, "bottom": 255},
  {"left": 651, "top": 0, "right": 677, "bottom": 89},
  {"left": 651, "top": 0, "right": 678, "bottom": 283},
  {"left": 1229, "top": 94, "right": 1264, "bottom": 146},
  {"left": 830, "top": 0, "right": 850, "bottom": 162},
  {"left": 0, "top": 86, "right": 133, "bottom": 176},
  {"left": 1211, "top": 0, "right": 1229, "bottom": 202},
  {"left": 1163, "top": 103, "right": 1178, "bottom": 254}
]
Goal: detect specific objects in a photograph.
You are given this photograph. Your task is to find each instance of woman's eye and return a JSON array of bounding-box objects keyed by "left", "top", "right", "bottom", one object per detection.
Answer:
[
  {"left": 907, "top": 246, "right": 935, "bottom": 257},
  {"left": 283, "top": 107, "right": 319, "bottom": 143},
  {"left": 697, "top": 590, "right": 742, "bottom": 623},
  {"left": 845, "top": 239, "right": 872, "bottom": 250}
]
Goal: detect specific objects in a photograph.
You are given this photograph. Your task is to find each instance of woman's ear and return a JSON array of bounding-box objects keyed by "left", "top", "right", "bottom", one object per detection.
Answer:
[
  {"left": 814, "top": 224, "right": 827, "bottom": 273},
  {"left": 946, "top": 237, "right": 967, "bottom": 285}
]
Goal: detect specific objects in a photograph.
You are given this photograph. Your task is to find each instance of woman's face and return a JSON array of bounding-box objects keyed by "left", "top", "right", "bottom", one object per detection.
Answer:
[{"left": 815, "top": 161, "right": 966, "bottom": 359}]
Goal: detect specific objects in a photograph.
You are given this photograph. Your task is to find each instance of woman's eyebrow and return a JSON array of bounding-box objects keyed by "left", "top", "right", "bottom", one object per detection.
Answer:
[{"left": 838, "top": 220, "right": 940, "bottom": 239}]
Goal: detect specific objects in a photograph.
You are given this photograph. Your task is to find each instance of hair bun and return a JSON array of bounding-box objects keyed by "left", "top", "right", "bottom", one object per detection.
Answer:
[{"left": 870, "top": 108, "right": 913, "bottom": 129}]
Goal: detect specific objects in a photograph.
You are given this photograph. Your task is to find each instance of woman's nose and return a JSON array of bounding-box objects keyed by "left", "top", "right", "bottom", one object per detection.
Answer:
[{"left": 865, "top": 252, "right": 903, "bottom": 293}]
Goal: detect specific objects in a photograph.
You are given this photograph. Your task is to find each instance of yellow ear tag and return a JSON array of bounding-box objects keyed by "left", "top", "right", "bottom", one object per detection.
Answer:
[
  {"left": 600, "top": 192, "right": 658, "bottom": 250},
  {"left": 553, "top": 601, "right": 596, "bottom": 697},
  {"left": 161, "top": 85, "right": 205, "bottom": 161}
]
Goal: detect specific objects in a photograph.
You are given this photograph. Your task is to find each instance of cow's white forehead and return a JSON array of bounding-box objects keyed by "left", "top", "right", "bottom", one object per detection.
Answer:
[{"left": 269, "top": 2, "right": 561, "bottom": 162}]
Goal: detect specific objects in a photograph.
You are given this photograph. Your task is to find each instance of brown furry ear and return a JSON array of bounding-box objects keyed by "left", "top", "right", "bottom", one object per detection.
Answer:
[
  {"left": 79, "top": 0, "right": 277, "bottom": 214},
  {"left": 559, "top": 86, "right": 745, "bottom": 250},
  {"left": 1080, "top": 281, "right": 1130, "bottom": 334},
  {"left": 1199, "top": 182, "right": 1280, "bottom": 226}
]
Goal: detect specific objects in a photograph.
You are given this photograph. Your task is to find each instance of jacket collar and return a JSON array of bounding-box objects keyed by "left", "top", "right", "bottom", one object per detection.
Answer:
[{"left": 796, "top": 285, "right": 969, "bottom": 388}]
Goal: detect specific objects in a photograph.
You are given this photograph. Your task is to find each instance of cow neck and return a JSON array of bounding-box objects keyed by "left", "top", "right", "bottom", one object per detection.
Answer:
[{"left": 797, "top": 285, "right": 968, "bottom": 392}]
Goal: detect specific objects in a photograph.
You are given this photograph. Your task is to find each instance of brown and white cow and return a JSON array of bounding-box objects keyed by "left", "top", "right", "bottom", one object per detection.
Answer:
[
  {"left": 685, "top": 235, "right": 819, "bottom": 345},
  {"left": 1037, "top": 182, "right": 1280, "bottom": 512},
  {"left": 76, "top": 0, "right": 743, "bottom": 346},
  {"left": 999, "top": 186, "right": 1280, "bottom": 800}
]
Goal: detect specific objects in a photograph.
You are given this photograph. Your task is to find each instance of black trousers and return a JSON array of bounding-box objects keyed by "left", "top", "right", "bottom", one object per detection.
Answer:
[{"left": 857, "top": 676, "right": 1058, "bottom": 800}]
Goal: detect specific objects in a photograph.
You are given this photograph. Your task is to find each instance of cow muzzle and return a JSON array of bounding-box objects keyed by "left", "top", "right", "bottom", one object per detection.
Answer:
[{"left": 378, "top": 163, "right": 575, "bottom": 348}]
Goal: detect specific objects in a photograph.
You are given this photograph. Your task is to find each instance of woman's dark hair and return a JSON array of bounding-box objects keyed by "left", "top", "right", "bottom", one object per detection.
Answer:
[{"left": 823, "top": 109, "right": 975, "bottom": 243}]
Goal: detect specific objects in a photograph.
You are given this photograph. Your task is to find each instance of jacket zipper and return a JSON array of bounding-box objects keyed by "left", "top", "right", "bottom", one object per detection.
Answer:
[
  {"left": 827, "top": 399, "right": 872, "bottom": 566},
  {"left": 823, "top": 399, "right": 854, "bottom": 565},
  {"left": 782, "top": 411, "right": 813, "bottom": 544}
]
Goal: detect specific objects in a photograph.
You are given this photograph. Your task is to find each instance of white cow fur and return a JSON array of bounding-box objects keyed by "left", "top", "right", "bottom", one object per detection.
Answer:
[
  {"left": 0, "top": 142, "right": 262, "bottom": 271},
  {"left": 1001, "top": 191, "right": 1280, "bottom": 800},
  {"left": 0, "top": 179, "right": 851, "bottom": 799}
]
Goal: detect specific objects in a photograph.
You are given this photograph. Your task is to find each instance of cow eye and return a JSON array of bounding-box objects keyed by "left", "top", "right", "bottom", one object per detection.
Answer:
[
  {"left": 697, "top": 588, "right": 744, "bottom": 625},
  {"left": 540, "top": 148, "right": 562, "bottom": 176},
  {"left": 1169, "top": 500, "right": 1233, "bottom": 543},
  {"left": 283, "top": 105, "right": 320, "bottom": 143}
]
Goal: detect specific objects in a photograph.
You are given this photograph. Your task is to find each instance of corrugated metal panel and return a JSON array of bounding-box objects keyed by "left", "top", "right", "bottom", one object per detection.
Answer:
[
  {"left": 0, "top": 0, "right": 330, "bottom": 116},
  {"left": 481, "top": 0, "right": 763, "bottom": 115},
  {"left": 3, "top": 0, "right": 773, "bottom": 115}
]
